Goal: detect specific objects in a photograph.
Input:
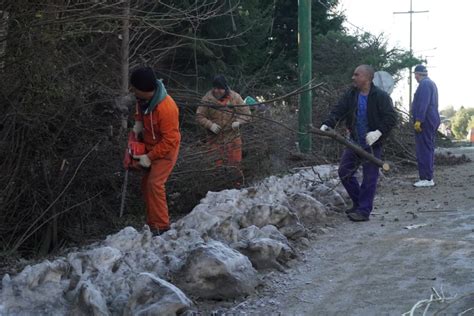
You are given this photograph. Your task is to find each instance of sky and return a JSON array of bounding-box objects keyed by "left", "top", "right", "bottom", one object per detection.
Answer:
[{"left": 337, "top": 0, "right": 474, "bottom": 110}]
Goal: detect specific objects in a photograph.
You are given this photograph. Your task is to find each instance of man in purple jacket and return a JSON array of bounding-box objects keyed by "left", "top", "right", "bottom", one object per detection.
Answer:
[{"left": 412, "top": 65, "right": 440, "bottom": 187}]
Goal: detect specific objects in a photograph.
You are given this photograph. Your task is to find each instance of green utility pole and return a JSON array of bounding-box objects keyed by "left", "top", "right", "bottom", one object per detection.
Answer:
[{"left": 298, "top": 0, "right": 312, "bottom": 153}]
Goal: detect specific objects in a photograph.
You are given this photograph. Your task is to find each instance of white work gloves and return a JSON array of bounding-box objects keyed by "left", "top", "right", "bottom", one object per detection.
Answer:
[
  {"left": 210, "top": 123, "right": 222, "bottom": 134},
  {"left": 133, "top": 121, "right": 144, "bottom": 138},
  {"left": 366, "top": 130, "right": 382, "bottom": 146},
  {"left": 320, "top": 124, "right": 330, "bottom": 132},
  {"left": 209, "top": 122, "right": 240, "bottom": 133},
  {"left": 231, "top": 122, "right": 240, "bottom": 131},
  {"left": 133, "top": 154, "right": 151, "bottom": 168}
]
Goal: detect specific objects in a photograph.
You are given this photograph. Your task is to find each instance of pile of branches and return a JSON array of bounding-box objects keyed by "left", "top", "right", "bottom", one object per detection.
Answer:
[{"left": 435, "top": 151, "right": 471, "bottom": 165}]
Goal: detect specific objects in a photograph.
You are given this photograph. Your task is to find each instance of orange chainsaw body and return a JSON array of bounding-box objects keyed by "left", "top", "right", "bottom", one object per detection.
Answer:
[{"left": 123, "top": 132, "right": 146, "bottom": 170}]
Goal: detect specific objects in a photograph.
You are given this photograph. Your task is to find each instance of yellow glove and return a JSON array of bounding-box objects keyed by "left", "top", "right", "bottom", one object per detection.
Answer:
[{"left": 414, "top": 121, "right": 422, "bottom": 133}]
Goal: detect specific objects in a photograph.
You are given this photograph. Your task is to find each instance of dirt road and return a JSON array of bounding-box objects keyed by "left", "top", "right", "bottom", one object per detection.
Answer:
[{"left": 206, "top": 147, "right": 474, "bottom": 315}]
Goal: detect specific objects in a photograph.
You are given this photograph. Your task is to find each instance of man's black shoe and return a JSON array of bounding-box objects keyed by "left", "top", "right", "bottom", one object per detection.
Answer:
[
  {"left": 348, "top": 212, "right": 369, "bottom": 222},
  {"left": 345, "top": 207, "right": 357, "bottom": 214}
]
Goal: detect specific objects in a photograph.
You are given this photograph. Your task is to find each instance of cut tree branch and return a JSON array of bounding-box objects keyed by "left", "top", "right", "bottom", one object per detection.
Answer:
[{"left": 310, "top": 128, "right": 391, "bottom": 171}]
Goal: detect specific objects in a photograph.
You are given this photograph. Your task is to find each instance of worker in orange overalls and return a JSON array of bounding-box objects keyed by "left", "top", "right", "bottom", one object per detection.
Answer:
[
  {"left": 130, "top": 67, "right": 181, "bottom": 235},
  {"left": 196, "top": 75, "right": 251, "bottom": 187}
]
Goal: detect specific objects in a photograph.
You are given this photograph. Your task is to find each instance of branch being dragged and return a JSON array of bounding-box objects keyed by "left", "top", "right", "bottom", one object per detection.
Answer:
[{"left": 310, "top": 128, "right": 391, "bottom": 171}]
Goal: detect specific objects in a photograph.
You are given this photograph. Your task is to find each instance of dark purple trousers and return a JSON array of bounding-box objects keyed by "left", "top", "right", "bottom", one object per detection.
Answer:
[
  {"left": 338, "top": 145, "right": 382, "bottom": 216},
  {"left": 415, "top": 124, "right": 436, "bottom": 180}
]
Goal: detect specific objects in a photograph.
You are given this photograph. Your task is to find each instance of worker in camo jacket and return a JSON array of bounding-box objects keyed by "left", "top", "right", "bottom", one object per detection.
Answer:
[{"left": 196, "top": 75, "right": 251, "bottom": 187}]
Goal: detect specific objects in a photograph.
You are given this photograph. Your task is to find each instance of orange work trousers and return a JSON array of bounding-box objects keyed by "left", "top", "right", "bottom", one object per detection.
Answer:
[
  {"left": 141, "top": 148, "right": 179, "bottom": 230},
  {"left": 211, "top": 137, "right": 242, "bottom": 167}
]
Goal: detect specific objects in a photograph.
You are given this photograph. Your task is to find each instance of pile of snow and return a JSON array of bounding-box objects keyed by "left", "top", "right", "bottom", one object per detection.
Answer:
[{"left": 1, "top": 165, "right": 349, "bottom": 315}]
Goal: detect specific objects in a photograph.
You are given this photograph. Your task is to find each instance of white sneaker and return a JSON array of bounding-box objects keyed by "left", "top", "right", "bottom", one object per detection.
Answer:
[{"left": 413, "top": 179, "right": 435, "bottom": 187}]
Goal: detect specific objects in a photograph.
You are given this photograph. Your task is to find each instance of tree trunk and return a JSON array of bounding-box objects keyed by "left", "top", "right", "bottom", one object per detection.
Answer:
[
  {"left": 119, "top": 0, "right": 131, "bottom": 133},
  {"left": 0, "top": 10, "right": 9, "bottom": 70}
]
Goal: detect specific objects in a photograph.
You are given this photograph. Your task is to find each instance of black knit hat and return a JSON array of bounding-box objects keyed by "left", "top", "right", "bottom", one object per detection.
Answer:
[
  {"left": 130, "top": 67, "right": 157, "bottom": 92},
  {"left": 212, "top": 75, "right": 229, "bottom": 90}
]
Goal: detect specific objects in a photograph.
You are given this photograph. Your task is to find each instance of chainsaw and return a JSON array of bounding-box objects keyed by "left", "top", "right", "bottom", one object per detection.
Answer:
[
  {"left": 123, "top": 132, "right": 146, "bottom": 170},
  {"left": 120, "top": 132, "right": 146, "bottom": 217}
]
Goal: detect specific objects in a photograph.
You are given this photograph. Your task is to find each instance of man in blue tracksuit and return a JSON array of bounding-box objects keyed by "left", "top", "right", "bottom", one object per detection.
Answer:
[
  {"left": 321, "top": 65, "right": 397, "bottom": 221},
  {"left": 412, "top": 65, "right": 440, "bottom": 187}
]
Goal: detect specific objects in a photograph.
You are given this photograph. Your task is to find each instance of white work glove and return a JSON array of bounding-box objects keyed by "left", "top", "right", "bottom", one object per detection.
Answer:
[
  {"left": 133, "top": 154, "right": 151, "bottom": 168},
  {"left": 366, "top": 130, "right": 382, "bottom": 146},
  {"left": 210, "top": 123, "right": 222, "bottom": 134},
  {"left": 133, "top": 121, "right": 144, "bottom": 138},
  {"left": 231, "top": 122, "right": 240, "bottom": 131},
  {"left": 320, "top": 124, "right": 330, "bottom": 132}
]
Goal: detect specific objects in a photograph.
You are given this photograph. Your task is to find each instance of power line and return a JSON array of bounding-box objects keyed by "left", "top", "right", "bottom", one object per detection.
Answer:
[{"left": 393, "top": 0, "right": 429, "bottom": 111}]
